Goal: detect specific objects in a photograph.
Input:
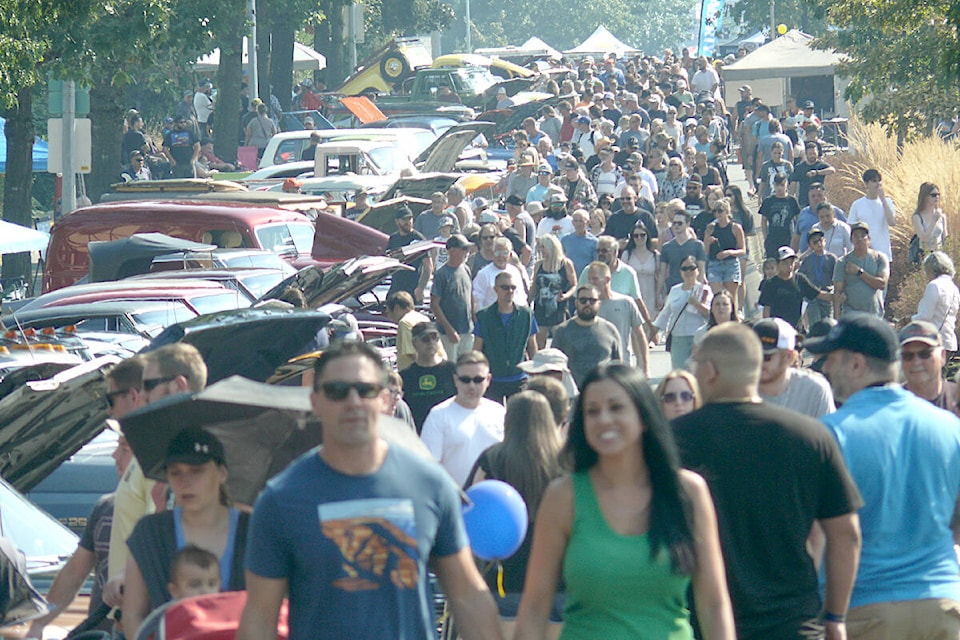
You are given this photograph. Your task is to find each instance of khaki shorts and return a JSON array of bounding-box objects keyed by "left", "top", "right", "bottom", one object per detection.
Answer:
[{"left": 847, "top": 598, "right": 960, "bottom": 640}]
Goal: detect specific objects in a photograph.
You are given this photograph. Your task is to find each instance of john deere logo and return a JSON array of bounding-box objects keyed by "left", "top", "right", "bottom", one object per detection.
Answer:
[{"left": 419, "top": 375, "right": 437, "bottom": 391}]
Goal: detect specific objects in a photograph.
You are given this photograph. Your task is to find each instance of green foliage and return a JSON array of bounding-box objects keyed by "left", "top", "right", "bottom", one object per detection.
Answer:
[
  {"left": 723, "top": 0, "right": 829, "bottom": 38},
  {"left": 814, "top": 0, "right": 960, "bottom": 138}
]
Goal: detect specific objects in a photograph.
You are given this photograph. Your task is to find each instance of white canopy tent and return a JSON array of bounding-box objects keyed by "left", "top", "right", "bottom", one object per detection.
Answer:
[
  {"left": 0, "top": 221, "right": 49, "bottom": 255},
  {"left": 563, "top": 26, "right": 641, "bottom": 59},
  {"left": 194, "top": 38, "right": 326, "bottom": 73},
  {"left": 475, "top": 37, "right": 562, "bottom": 61},
  {"left": 723, "top": 30, "right": 849, "bottom": 116}
]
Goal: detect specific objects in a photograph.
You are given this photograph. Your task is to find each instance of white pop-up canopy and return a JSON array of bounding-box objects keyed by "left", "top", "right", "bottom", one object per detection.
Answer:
[
  {"left": 0, "top": 220, "right": 49, "bottom": 254},
  {"left": 194, "top": 38, "right": 326, "bottom": 73},
  {"left": 564, "top": 26, "right": 641, "bottom": 59}
]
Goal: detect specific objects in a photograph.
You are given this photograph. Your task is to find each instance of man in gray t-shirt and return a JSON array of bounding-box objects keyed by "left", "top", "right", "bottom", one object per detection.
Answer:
[
  {"left": 415, "top": 192, "right": 461, "bottom": 240},
  {"left": 659, "top": 213, "right": 707, "bottom": 293},
  {"left": 430, "top": 234, "right": 475, "bottom": 361},
  {"left": 754, "top": 318, "right": 835, "bottom": 418},
  {"left": 833, "top": 221, "right": 888, "bottom": 318},
  {"left": 551, "top": 284, "right": 622, "bottom": 387}
]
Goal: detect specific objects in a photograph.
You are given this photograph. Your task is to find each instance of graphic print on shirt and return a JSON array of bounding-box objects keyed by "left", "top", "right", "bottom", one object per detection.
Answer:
[{"left": 318, "top": 498, "right": 419, "bottom": 592}]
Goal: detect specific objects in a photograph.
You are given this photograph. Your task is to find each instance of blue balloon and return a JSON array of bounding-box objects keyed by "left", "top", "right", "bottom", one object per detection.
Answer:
[{"left": 462, "top": 480, "right": 528, "bottom": 561}]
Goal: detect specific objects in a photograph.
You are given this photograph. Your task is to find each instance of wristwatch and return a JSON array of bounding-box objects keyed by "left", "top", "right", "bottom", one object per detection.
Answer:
[{"left": 858, "top": 268, "right": 865, "bottom": 277}]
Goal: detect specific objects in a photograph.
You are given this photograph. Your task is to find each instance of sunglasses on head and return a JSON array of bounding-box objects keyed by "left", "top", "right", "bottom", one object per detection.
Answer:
[
  {"left": 142, "top": 376, "right": 176, "bottom": 392},
  {"left": 662, "top": 391, "right": 694, "bottom": 403},
  {"left": 457, "top": 375, "right": 486, "bottom": 385},
  {"left": 320, "top": 381, "right": 383, "bottom": 400},
  {"left": 902, "top": 348, "right": 935, "bottom": 362}
]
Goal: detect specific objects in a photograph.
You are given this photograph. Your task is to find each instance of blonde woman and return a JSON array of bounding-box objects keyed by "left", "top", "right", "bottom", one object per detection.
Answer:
[{"left": 529, "top": 234, "right": 577, "bottom": 348}]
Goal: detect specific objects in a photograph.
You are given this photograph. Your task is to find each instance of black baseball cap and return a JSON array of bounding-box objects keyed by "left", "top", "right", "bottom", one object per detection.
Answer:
[
  {"left": 394, "top": 206, "right": 414, "bottom": 219},
  {"left": 411, "top": 321, "right": 440, "bottom": 339},
  {"left": 804, "top": 313, "right": 900, "bottom": 362},
  {"left": 164, "top": 427, "right": 226, "bottom": 468},
  {"left": 446, "top": 233, "right": 473, "bottom": 250},
  {"left": 505, "top": 194, "right": 525, "bottom": 206}
]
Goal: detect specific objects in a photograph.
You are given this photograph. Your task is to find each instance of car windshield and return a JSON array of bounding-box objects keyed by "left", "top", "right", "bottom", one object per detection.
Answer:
[
  {"left": 255, "top": 222, "right": 315, "bottom": 257},
  {"left": 187, "top": 291, "right": 250, "bottom": 315},
  {"left": 0, "top": 478, "right": 77, "bottom": 573},
  {"left": 128, "top": 302, "right": 199, "bottom": 336},
  {"left": 368, "top": 146, "right": 415, "bottom": 175},
  {"left": 235, "top": 272, "right": 289, "bottom": 298}
]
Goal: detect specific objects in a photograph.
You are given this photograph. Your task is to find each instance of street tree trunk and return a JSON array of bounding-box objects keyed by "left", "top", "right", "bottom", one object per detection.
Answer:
[
  {"left": 216, "top": 35, "right": 244, "bottom": 163},
  {"left": 2, "top": 88, "right": 35, "bottom": 290},
  {"left": 87, "top": 80, "right": 126, "bottom": 204}
]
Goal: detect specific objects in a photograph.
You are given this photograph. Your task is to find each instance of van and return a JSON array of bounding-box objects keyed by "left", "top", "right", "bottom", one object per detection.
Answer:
[
  {"left": 258, "top": 127, "right": 435, "bottom": 169},
  {"left": 42, "top": 201, "right": 387, "bottom": 292}
]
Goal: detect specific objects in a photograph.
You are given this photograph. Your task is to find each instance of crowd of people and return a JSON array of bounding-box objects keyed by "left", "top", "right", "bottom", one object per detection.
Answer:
[{"left": 28, "top": 44, "right": 960, "bottom": 640}]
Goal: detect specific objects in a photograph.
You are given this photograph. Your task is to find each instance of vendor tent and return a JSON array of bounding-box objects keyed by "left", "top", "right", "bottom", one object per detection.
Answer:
[
  {"left": 194, "top": 38, "right": 326, "bottom": 73},
  {"left": 475, "top": 37, "right": 562, "bottom": 61},
  {"left": 722, "top": 30, "right": 848, "bottom": 117},
  {"left": 0, "top": 220, "right": 50, "bottom": 255},
  {"left": 564, "top": 26, "right": 641, "bottom": 59},
  {"left": 0, "top": 118, "right": 49, "bottom": 174}
]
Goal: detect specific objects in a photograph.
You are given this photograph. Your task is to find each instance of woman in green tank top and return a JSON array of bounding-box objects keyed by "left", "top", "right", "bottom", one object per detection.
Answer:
[{"left": 513, "top": 364, "right": 735, "bottom": 640}]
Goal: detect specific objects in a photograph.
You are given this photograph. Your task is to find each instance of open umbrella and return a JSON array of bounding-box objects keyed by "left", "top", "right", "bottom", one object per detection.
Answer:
[{"left": 120, "top": 375, "right": 433, "bottom": 506}]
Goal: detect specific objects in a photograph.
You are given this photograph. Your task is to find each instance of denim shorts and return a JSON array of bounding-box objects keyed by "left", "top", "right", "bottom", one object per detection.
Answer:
[{"left": 707, "top": 257, "right": 742, "bottom": 283}]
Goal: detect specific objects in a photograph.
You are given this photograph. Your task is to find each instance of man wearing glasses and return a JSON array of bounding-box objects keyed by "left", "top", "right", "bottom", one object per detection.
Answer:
[
  {"left": 121, "top": 151, "right": 152, "bottom": 182},
  {"left": 899, "top": 321, "right": 958, "bottom": 410},
  {"left": 473, "top": 271, "right": 539, "bottom": 403},
  {"left": 658, "top": 212, "right": 707, "bottom": 296},
  {"left": 240, "top": 341, "right": 502, "bottom": 640},
  {"left": 550, "top": 284, "right": 622, "bottom": 388},
  {"left": 421, "top": 350, "right": 505, "bottom": 486},
  {"left": 604, "top": 186, "right": 658, "bottom": 249},
  {"left": 105, "top": 345, "right": 208, "bottom": 614},
  {"left": 401, "top": 322, "right": 458, "bottom": 434}
]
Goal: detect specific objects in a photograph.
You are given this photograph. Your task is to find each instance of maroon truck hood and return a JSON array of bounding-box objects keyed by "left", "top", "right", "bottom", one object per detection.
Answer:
[{"left": 311, "top": 210, "right": 388, "bottom": 265}]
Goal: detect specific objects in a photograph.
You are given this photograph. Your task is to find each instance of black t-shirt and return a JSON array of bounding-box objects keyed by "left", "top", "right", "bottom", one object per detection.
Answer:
[
  {"left": 604, "top": 210, "right": 657, "bottom": 241},
  {"left": 789, "top": 161, "right": 831, "bottom": 208},
  {"left": 757, "top": 273, "right": 821, "bottom": 328},
  {"left": 673, "top": 402, "right": 862, "bottom": 637},
  {"left": 759, "top": 196, "right": 800, "bottom": 257},
  {"left": 162, "top": 128, "right": 198, "bottom": 165},
  {"left": 400, "top": 361, "right": 457, "bottom": 434},
  {"left": 386, "top": 230, "right": 427, "bottom": 296}
]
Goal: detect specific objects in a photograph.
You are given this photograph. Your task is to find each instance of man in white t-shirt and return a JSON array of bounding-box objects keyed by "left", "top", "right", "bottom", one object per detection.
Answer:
[
  {"left": 847, "top": 168, "right": 896, "bottom": 261},
  {"left": 420, "top": 351, "right": 505, "bottom": 486}
]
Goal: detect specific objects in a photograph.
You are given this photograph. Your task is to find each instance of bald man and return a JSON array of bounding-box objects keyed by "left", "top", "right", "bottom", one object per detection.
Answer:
[{"left": 675, "top": 323, "right": 861, "bottom": 640}]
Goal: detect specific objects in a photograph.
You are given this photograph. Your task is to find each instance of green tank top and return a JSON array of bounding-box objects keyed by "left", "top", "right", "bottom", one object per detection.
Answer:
[{"left": 561, "top": 471, "right": 694, "bottom": 640}]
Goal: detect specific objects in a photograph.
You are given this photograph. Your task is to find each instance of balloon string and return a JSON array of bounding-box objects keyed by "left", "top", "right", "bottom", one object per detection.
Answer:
[{"left": 497, "top": 562, "right": 505, "bottom": 598}]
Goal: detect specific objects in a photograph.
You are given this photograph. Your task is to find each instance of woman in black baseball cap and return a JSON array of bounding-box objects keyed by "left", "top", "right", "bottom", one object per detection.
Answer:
[{"left": 122, "top": 427, "right": 249, "bottom": 637}]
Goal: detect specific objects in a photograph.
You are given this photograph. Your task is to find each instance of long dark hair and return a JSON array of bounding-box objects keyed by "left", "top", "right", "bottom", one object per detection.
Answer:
[
  {"left": 564, "top": 364, "right": 697, "bottom": 574},
  {"left": 623, "top": 220, "right": 654, "bottom": 255},
  {"left": 723, "top": 184, "right": 748, "bottom": 216},
  {"left": 482, "top": 391, "right": 562, "bottom": 518},
  {"left": 707, "top": 289, "right": 739, "bottom": 326}
]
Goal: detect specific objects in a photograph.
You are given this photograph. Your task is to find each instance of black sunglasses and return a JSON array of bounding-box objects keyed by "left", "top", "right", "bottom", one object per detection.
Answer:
[
  {"left": 902, "top": 349, "right": 934, "bottom": 362},
  {"left": 499, "top": 284, "right": 517, "bottom": 291},
  {"left": 577, "top": 297, "right": 599, "bottom": 304},
  {"left": 662, "top": 391, "right": 694, "bottom": 403},
  {"left": 142, "top": 376, "right": 176, "bottom": 392},
  {"left": 680, "top": 265, "right": 698, "bottom": 271},
  {"left": 106, "top": 388, "right": 132, "bottom": 408},
  {"left": 632, "top": 233, "right": 647, "bottom": 238},
  {"left": 457, "top": 375, "right": 487, "bottom": 385},
  {"left": 320, "top": 381, "right": 383, "bottom": 400}
]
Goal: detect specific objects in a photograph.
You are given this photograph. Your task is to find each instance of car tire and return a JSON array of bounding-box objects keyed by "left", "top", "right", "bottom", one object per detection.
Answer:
[{"left": 380, "top": 54, "right": 409, "bottom": 82}]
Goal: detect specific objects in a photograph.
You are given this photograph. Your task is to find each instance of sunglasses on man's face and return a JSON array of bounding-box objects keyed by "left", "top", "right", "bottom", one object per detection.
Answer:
[
  {"left": 320, "top": 381, "right": 383, "bottom": 400},
  {"left": 901, "top": 348, "right": 935, "bottom": 362},
  {"left": 142, "top": 376, "right": 176, "bottom": 392},
  {"left": 457, "top": 375, "right": 487, "bottom": 385},
  {"left": 106, "top": 388, "right": 132, "bottom": 408}
]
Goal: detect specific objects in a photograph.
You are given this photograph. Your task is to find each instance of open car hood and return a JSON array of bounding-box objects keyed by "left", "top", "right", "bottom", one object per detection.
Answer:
[
  {"left": 413, "top": 121, "right": 497, "bottom": 173},
  {"left": 0, "top": 355, "right": 122, "bottom": 493},
  {"left": 145, "top": 308, "right": 332, "bottom": 385},
  {"left": 477, "top": 94, "right": 574, "bottom": 137},
  {"left": 258, "top": 255, "right": 414, "bottom": 309}
]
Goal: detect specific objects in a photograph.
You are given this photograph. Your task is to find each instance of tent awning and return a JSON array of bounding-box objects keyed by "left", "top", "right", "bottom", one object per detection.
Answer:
[
  {"left": 0, "top": 118, "right": 48, "bottom": 174},
  {"left": 475, "top": 37, "right": 562, "bottom": 61},
  {"left": 563, "top": 26, "right": 641, "bottom": 58},
  {"left": 723, "top": 30, "right": 845, "bottom": 80},
  {"left": 0, "top": 221, "right": 49, "bottom": 255},
  {"left": 194, "top": 38, "right": 326, "bottom": 73}
]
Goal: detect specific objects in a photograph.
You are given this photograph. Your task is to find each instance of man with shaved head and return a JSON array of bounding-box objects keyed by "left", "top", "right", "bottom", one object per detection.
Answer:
[{"left": 675, "top": 323, "right": 862, "bottom": 640}]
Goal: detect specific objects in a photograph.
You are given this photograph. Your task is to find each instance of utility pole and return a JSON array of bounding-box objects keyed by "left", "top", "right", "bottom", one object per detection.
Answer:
[
  {"left": 248, "top": 0, "right": 259, "bottom": 101},
  {"left": 62, "top": 81, "right": 76, "bottom": 216}
]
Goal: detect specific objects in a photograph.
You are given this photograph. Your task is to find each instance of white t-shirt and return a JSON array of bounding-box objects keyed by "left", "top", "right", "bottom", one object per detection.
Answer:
[
  {"left": 848, "top": 195, "right": 896, "bottom": 260},
  {"left": 473, "top": 262, "right": 527, "bottom": 310},
  {"left": 536, "top": 215, "right": 575, "bottom": 239},
  {"left": 594, "top": 167, "right": 623, "bottom": 196},
  {"left": 421, "top": 397, "right": 506, "bottom": 486}
]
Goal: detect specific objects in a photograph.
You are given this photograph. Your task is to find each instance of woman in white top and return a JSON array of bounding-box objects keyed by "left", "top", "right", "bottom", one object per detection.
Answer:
[
  {"left": 654, "top": 255, "right": 712, "bottom": 369},
  {"left": 912, "top": 182, "right": 948, "bottom": 253},
  {"left": 621, "top": 220, "right": 661, "bottom": 314},
  {"left": 914, "top": 251, "right": 960, "bottom": 352}
]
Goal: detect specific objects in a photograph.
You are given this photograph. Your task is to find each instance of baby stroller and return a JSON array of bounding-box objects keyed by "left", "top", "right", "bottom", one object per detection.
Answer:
[{"left": 136, "top": 592, "right": 288, "bottom": 640}]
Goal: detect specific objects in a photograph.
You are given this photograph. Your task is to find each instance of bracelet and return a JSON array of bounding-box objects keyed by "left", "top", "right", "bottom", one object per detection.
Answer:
[{"left": 823, "top": 611, "right": 846, "bottom": 623}]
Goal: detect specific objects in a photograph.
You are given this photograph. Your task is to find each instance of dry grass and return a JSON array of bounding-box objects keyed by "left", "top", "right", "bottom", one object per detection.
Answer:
[{"left": 825, "top": 116, "right": 960, "bottom": 322}]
